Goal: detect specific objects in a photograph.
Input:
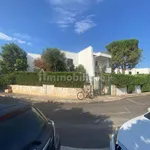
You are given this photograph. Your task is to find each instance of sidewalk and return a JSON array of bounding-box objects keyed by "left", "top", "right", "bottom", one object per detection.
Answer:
[{"left": 1, "top": 92, "right": 150, "bottom": 103}]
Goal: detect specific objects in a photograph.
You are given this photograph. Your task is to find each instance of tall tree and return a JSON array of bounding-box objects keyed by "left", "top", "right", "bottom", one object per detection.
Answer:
[
  {"left": 68, "top": 64, "right": 75, "bottom": 72},
  {"left": 106, "top": 39, "right": 142, "bottom": 72},
  {"left": 42, "top": 48, "right": 68, "bottom": 72},
  {"left": 0, "top": 43, "right": 28, "bottom": 73},
  {"left": 75, "top": 64, "right": 86, "bottom": 73}
]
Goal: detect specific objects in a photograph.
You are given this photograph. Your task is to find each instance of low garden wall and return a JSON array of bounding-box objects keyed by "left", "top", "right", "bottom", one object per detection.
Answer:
[
  {"left": 2, "top": 72, "right": 150, "bottom": 98},
  {"left": 111, "top": 85, "right": 142, "bottom": 96},
  {"left": 116, "top": 87, "right": 127, "bottom": 96},
  {"left": 10, "top": 85, "right": 82, "bottom": 99}
]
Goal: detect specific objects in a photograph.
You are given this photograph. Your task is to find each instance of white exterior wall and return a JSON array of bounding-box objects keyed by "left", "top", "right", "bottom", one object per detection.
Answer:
[
  {"left": 61, "top": 51, "right": 79, "bottom": 67},
  {"left": 78, "top": 46, "right": 95, "bottom": 77},
  {"left": 106, "top": 59, "right": 110, "bottom": 68},
  {"left": 128, "top": 68, "right": 150, "bottom": 75},
  {"left": 115, "top": 68, "right": 150, "bottom": 75}
]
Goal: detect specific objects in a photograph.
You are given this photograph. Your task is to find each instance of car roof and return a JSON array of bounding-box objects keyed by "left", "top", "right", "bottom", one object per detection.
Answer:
[{"left": 0, "top": 103, "right": 31, "bottom": 121}]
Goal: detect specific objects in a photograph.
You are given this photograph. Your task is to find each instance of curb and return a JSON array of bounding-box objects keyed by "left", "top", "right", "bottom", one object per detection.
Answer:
[{"left": 1, "top": 92, "right": 150, "bottom": 104}]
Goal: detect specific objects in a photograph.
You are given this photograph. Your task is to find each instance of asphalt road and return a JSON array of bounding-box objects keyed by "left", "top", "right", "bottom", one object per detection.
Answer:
[{"left": 0, "top": 95, "right": 150, "bottom": 149}]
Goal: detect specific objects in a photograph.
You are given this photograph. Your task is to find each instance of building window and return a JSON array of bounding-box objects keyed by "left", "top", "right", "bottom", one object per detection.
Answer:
[
  {"left": 137, "top": 72, "right": 139, "bottom": 74},
  {"left": 95, "top": 72, "right": 97, "bottom": 77},
  {"left": 129, "top": 71, "right": 132, "bottom": 75},
  {"left": 67, "top": 58, "right": 73, "bottom": 65},
  {"left": 95, "top": 61, "right": 98, "bottom": 67},
  {"left": 67, "top": 58, "right": 74, "bottom": 71}
]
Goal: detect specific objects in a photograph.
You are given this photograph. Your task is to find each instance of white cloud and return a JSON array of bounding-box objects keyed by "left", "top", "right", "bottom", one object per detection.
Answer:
[
  {"left": 141, "top": 136, "right": 150, "bottom": 144},
  {"left": 48, "top": 0, "right": 103, "bottom": 33},
  {"left": 0, "top": 32, "right": 13, "bottom": 41},
  {"left": 14, "top": 38, "right": 26, "bottom": 44},
  {"left": 13, "top": 33, "right": 31, "bottom": 41},
  {"left": 0, "top": 32, "right": 31, "bottom": 45},
  {"left": 53, "top": 7, "right": 76, "bottom": 28},
  {"left": 75, "top": 15, "right": 96, "bottom": 34}
]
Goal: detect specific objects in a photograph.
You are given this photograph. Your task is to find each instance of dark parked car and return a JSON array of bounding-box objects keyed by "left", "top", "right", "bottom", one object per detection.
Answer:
[{"left": 0, "top": 103, "right": 61, "bottom": 150}]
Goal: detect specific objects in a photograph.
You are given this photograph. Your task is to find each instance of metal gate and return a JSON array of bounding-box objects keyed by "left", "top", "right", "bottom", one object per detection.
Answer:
[{"left": 93, "top": 75, "right": 111, "bottom": 96}]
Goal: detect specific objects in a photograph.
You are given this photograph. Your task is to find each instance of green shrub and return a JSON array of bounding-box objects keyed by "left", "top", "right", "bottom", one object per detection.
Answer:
[
  {"left": 104, "top": 73, "right": 150, "bottom": 93},
  {"left": 110, "top": 74, "right": 130, "bottom": 88},
  {"left": 141, "top": 84, "right": 150, "bottom": 92},
  {"left": 13, "top": 72, "right": 85, "bottom": 88},
  {"left": 0, "top": 73, "right": 15, "bottom": 88},
  {"left": 0, "top": 76, "right": 5, "bottom": 88},
  {"left": 127, "top": 85, "right": 135, "bottom": 94}
]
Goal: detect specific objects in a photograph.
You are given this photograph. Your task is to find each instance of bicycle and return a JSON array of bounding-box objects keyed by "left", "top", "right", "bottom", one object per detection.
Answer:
[{"left": 77, "top": 88, "right": 93, "bottom": 100}]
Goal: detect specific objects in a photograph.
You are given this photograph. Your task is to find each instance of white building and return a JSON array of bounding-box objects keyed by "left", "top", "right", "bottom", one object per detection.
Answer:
[
  {"left": 27, "top": 46, "right": 111, "bottom": 77},
  {"left": 115, "top": 68, "right": 150, "bottom": 75}
]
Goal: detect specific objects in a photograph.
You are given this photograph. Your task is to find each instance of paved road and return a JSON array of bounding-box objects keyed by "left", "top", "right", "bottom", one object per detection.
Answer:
[{"left": 0, "top": 95, "right": 150, "bottom": 149}]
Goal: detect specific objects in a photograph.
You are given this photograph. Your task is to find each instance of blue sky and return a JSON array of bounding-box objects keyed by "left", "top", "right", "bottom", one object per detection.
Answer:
[{"left": 0, "top": 0, "right": 150, "bottom": 67}]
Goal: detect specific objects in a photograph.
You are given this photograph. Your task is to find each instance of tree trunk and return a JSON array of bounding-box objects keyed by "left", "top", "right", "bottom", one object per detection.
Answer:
[{"left": 122, "top": 59, "right": 126, "bottom": 74}]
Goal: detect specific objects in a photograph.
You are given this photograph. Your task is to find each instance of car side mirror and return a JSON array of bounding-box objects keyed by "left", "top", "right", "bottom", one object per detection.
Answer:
[
  {"left": 147, "top": 108, "right": 150, "bottom": 112},
  {"left": 48, "top": 119, "right": 56, "bottom": 137},
  {"left": 48, "top": 119, "right": 61, "bottom": 150}
]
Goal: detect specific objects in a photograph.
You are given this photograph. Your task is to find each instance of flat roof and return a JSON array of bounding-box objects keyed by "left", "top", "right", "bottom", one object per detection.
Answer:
[{"left": 93, "top": 52, "right": 111, "bottom": 58}]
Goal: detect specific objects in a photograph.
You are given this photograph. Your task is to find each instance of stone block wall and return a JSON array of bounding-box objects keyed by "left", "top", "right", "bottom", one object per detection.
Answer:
[
  {"left": 10, "top": 85, "right": 82, "bottom": 99},
  {"left": 11, "top": 85, "right": 46, "bottom": 96}
]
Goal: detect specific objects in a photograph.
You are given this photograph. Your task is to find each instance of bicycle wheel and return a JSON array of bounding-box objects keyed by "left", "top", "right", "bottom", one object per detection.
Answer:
[{"left": 77, "top": 92, "right": 85, "bottom": 100}]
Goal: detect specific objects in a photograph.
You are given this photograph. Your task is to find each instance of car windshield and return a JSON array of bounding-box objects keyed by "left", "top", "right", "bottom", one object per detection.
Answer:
[
  {"left": 117, "top": 141, "right": 127, "bottom": 150},
  {"left": 144, "top": 112, "right": 150, "bottom": 120},
  {"left": 0, "top": 107, "right": 46, "bottom": 150}
]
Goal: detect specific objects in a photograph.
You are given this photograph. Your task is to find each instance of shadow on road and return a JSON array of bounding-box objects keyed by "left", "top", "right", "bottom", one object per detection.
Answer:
[
  {"left": 0, "top": 96, "right": 27, "bottom": 104},
  {"left": 0, "top": 96, "right": 113, "bottom": 148},
  {"left": 35, "top": 102, "right": 113, "bottom": 149}
]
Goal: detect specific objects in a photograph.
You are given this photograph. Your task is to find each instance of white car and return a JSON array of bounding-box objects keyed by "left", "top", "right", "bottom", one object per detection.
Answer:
[{"left": 110, "top": 108, "right": 150, "bottom": 150}]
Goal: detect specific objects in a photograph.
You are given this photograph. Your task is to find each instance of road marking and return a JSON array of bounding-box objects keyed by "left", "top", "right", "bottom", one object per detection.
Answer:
[
  {"left": 127, "top": 99, "right": 145, "bottom": 106},
  {"left": 123, "top": 106, "right": 131, "bottom": 113},
  {"left": 102, "top": 112, "right": 130, "bottom": 115},
  {"left": 61, "top": 146, "right": 109, "bottom": 150}
]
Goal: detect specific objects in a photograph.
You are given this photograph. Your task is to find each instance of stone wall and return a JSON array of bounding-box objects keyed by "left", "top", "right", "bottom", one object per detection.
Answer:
[
  {"left": 116, "top": 87, "right": 127, "bottom": 96},
  {"left": 11, "top": 85, "right": 46, "bottom": 95},
  {"left": 111, "top": 85, "right": 127, "bottom": 96},
  {"left": 10, "top": 85, "right": 82, "bottom": 99},
  {"left": 111, "top": 85, "right": 141, "bottom": 96},
  {"left": 52, "top": 87, "right": 81, "bottom": 98}
]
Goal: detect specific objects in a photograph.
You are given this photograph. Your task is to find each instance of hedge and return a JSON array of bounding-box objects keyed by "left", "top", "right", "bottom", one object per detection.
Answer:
[
  {"left": 13, "top": 72, "right": 86, "bottom": 88},
  {"left": 1, "top": 72, "right": 150, "bottom": 91},
  {"left": 15, "top": 72, "right": 41, "bottom": 86},
  {"left": 104, "top": 73, "right": 150, "bottom": 93},
  {"left": 0, "top": 73, "right": 16, "bottom": 89},
  {"left": 141, "top": 83, "right": 150, "bottom": 92}
]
